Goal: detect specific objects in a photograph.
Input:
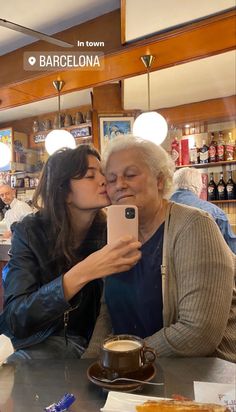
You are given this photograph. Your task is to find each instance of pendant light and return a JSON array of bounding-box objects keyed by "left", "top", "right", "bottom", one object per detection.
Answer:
[
  {"left": 45, "top": 80, "right": 76, "bottom": 155},
  {"left": 133, "top": 55, "right": 168, "bottom": 145},
  {"left": 0, "top": 142, "right": 11, "bottom": 168}
]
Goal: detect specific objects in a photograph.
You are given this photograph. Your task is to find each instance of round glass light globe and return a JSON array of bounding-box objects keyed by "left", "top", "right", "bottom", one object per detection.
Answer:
[
  {"left": 45, "top": 130, "right": 76, "bottom": 155},
  {"left": 133, "top": 111, "right": 168, "bottom": 144},
  {"left": 0, "top": 142, "right": 12, "bottom": 167}
]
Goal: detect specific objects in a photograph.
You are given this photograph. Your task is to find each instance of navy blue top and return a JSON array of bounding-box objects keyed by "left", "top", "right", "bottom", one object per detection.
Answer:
[
  {"left": 105, "top": 223, "right": 164, "bottom": 338},
  {"left": 171, "top": 189, "right": 236, "bottom": 254}
]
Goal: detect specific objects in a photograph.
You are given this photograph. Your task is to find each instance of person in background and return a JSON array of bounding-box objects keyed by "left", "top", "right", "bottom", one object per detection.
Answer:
[
  {"left": 0, "top": 181, "right": 32, "bottom": 238},
  {"left": 0, "top": 198, "right": 5, "bottom": 221},
  {"left": 170, "top": 167, "right": 236, "bottom": 254},
  {"left": 0, "top": 145, "right": 141, "bottom": 364},
  {"left": 84, "top": 135, "right": 236, "bottom": 363}
]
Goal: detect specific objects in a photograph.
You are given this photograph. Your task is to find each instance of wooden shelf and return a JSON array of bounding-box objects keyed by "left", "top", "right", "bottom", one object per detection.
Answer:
[
  {"left": 210, "top": 200, "right": 236, "bottom": 204},
  {"left": 29, "top": 123, "right": 92, "bottom": 148},
  {"left": 16, "top": 187, "right": 36, "bottom": 191},
  {"left": 176, "top": 160, "right": 236, "bottom": 169}
]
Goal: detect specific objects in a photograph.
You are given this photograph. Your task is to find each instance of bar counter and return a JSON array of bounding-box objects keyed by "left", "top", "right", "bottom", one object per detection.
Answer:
[{"left": 0, "top": 357, "right": 234, "bottom": 411}]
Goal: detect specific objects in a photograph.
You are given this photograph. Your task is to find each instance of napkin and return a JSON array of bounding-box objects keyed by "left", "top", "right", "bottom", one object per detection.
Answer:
[
  {"left": 194, "top": 381, "right": 236, "bottom": 412},
  {"left": 101, "top": 391, "right": 166, "bottom": 412}
]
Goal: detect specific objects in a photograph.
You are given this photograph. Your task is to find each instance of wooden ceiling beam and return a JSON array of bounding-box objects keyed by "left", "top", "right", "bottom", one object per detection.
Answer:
[{"left": 0, "top": 8, "right": 235, "bottom": 111}]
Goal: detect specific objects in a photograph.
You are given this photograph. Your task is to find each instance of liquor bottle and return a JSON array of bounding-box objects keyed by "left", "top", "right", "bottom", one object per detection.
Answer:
[
  {"left": 225, "top": 132, "right": 235, "bottom": 161},
  {"left": 24, "top": 176, "right": 30, "bottom": 188},
  {"left": 226, "top": 170, "right": 236, "bottom": 200},
  {"left": 171, "top": 137, "right": 181, "bottom": 166},
  {"left": 217, "top": 172, "right": 227, "bottom": 200},
  {"left": 207, "top": 173, "right": 218, "bottom": 201},
  {"left": 208, "top": 133, "right": 217, "bottom": 163},
  {"left": 199, "top": 140, "right": 209, "bottom": 163},
  {"left": 10, "top": 174, "right": 16, "bottom": 188},
  {"left": 189, "top": 145, "right": 199, "bottom": 164},
  {"left": 216, "top": 131, "right": 225, "bottom": 162}
]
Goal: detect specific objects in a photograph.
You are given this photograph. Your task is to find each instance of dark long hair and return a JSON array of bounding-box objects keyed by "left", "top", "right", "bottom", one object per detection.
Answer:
[{"left": 32, "top": 145, "right": 106, "bottom": 268}]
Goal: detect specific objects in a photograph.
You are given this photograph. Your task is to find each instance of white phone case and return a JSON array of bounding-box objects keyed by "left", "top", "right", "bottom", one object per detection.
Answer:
[{"left": 107, "top": 205, "right": 138, "bottom": 244}]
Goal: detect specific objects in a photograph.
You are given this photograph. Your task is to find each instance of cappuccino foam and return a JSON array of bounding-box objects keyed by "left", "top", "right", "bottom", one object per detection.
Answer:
[{"left": 104, "top": 339, "right": 141, "bottom": 352}]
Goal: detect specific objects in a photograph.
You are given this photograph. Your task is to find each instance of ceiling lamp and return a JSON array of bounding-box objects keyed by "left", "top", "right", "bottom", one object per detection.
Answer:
[
  {"left": 0, "top": 142, "right": 11, "bottom": 167},
  {"left": 133, "top": 55, "right": 168, "bottom": 145},
  {"left": 45, "top": 80, "right": 76, "bottom": 155}
]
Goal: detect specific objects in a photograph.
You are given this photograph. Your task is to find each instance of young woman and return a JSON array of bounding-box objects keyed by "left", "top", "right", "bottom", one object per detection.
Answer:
[{"left": 0, "top": 145, "right": 141, "bottom": 363}]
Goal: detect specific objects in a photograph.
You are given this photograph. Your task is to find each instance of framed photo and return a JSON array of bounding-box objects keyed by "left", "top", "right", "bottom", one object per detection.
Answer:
[{"left": 99, "top": 116, "right": 134, "bottom": 153}]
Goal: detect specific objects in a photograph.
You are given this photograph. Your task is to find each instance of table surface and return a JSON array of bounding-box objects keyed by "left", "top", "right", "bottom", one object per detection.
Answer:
[{"left": 0, "top": 357, "right": 235, "bottom": 412}]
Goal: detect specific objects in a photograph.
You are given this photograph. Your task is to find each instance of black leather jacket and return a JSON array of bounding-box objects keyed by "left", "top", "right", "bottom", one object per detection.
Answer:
[{"left": 0, "top": 212, "right": 104, "bottom": 350}]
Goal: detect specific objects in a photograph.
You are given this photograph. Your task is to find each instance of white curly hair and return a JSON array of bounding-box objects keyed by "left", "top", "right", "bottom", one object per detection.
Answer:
[{"left": 102, "top": 135, "right": 175, "bottom": 198}]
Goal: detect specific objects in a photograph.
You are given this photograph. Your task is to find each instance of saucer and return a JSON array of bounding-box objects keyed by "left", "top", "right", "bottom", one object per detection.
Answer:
[{"left": 87, "top": 362, "right": 156, "bottom": 391}]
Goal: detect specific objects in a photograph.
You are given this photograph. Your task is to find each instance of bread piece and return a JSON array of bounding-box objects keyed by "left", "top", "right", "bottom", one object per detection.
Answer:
[{"left": 136, "top": 400, "right": 229, "bottom": 412}]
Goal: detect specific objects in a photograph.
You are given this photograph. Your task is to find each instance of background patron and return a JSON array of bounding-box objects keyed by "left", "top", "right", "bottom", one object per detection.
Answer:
[
  {"left": 0, "top": 180, "right": 32, "bottom": 239},
  {"left": 171, "top": 167, "right": 236, "bottom": 254}
]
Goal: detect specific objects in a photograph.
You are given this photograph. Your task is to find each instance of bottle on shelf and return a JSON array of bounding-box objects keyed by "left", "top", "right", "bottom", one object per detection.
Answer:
[
  {"left": 24, "top": 175, "right": 30, "bottom": 188},
  {"left": 189, "top": 144, "right": 199, "bottom": 165},
  {"left": 216, "top": 131, "right": 225, "bottom": 162},
  {"left": 171, "top": 137, "right": 181, "bottom": 166},
  {"left": 225, "top": 132, "right": 235, "bottom": 161},
  {"left": 199, "top": 139, "right": 209, "bottom": 163},
  {"left": 208, "top": 132, "right": 217, "bottom": 163},
  {"left": 10, "top": 174, "right": 16, "bottom": 188},
  {"left": 207, "top": 173, "right": 218, "bottom": 201},
  {"left": 181, "top": 139, "right": 189, "bottom": 165},
  {"left": 226, "top": 170, "right": 236, "bottom": 200},
  {"left": 217, "top": 171, "right": 227, "bottom": 201}
]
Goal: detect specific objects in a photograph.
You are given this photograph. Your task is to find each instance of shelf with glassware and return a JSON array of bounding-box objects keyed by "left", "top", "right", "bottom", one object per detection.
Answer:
[
  {"left": 174, "top": 159, "right": 236, "bottom": 232},
  {"left": 7, "top": 172, "right": 40, "bottom": 203},
  {"left": 29, "top": 123, "right": 92, "bottom": 149},
  {"left": 175, "top": 163, "right": 236, "bottom": 207},
  {"left": 171, "top": 125, "right": 236, "bottom": 200},
  {"left": 175, "top": 160, "right": 236, "bottom": 170}
]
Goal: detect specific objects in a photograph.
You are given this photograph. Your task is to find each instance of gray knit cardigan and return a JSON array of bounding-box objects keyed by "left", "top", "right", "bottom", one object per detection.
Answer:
[{"left": 85, "top": 202, "right": 236, "bottom": 363}]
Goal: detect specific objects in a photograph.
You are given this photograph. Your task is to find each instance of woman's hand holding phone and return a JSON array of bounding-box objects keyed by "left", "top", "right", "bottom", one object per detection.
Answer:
[
  {"left": 79, "top": 235, "right": 142, "bottom": 281},
  {"left": 63, "top": 205, "right": 141, "bottom": 300}
]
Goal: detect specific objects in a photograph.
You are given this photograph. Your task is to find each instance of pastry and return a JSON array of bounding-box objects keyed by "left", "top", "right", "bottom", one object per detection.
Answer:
[{"left": 136, "top": 399, "right": 229, "bottom": 411}]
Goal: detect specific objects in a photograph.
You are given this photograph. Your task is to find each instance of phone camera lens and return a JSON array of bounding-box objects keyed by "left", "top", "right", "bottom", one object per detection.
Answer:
[{"left": 125, "top": 207, "right": 135, "bottom": 219}]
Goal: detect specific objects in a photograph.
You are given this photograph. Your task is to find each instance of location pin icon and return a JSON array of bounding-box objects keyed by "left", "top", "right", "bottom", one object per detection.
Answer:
[{"left": 28, "top": 56, "right": 36, "bottom": 66}]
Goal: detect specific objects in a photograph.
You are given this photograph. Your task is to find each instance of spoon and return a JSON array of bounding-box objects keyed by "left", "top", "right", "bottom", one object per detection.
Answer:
[{"left": 93, "top": 376, "right": 164, "bottom": 386}]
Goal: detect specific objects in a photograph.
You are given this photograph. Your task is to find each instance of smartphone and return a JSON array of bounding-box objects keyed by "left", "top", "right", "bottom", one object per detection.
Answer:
[{"left": 107, "top": 205, "right": 138, "bottom": 244}]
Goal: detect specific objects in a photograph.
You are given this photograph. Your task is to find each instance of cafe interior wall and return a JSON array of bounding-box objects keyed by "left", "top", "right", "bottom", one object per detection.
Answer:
[
  {"left": 0, "top": 4, "right": 235, "bottom": 156},
  {"left": 0, "top": 84, "right": 235, "bottom": 155}
]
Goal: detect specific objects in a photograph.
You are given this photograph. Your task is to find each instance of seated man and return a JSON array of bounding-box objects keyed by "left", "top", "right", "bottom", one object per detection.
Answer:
[
  {"left": 0, "top": 180, "right": 32, "bottom": 238},
  {"left": 170, "top": 167, "right": 236, "bottom": 254},
  {"left": 0, "top": 198, "right": 5, "bottom": 221}
]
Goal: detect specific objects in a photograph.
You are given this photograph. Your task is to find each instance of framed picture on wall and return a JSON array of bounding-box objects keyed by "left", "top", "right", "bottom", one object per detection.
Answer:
[{"left": 99, "top": 116, "right": 134, "bottom": 153}]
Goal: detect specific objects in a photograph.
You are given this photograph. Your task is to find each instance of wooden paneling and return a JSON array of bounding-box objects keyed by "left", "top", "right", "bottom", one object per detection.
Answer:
[
  {"left": 160, "top": 96, "right": 236, "bottom": 126},
  {"left": 0, "top": 9, "right": 235, "bottom": 111},
  {"left": 93, "top": 83, "right": 123, "bottom": 112},
  {"left": 120, "top": 0, "right": 126, "bottom": 45}
]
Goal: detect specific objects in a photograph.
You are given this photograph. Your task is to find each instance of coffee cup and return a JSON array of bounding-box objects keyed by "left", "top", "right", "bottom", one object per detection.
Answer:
[{"left": 100, "top": 334, "right": 156, "bottom": 378}]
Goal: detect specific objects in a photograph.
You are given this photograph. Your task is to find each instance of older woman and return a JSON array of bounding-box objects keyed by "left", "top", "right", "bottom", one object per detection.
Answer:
[{"left": 86, "top": 135, "right": 236, "bottom": 362}]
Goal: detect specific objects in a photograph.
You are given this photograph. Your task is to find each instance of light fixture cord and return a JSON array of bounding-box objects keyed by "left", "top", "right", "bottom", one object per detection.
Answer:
[
  {"left": 147, "top": 68, "right": 150, "bottom": 111},
  {"left": 58, "top": 90, "right": 61, "bottom": 128}
]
